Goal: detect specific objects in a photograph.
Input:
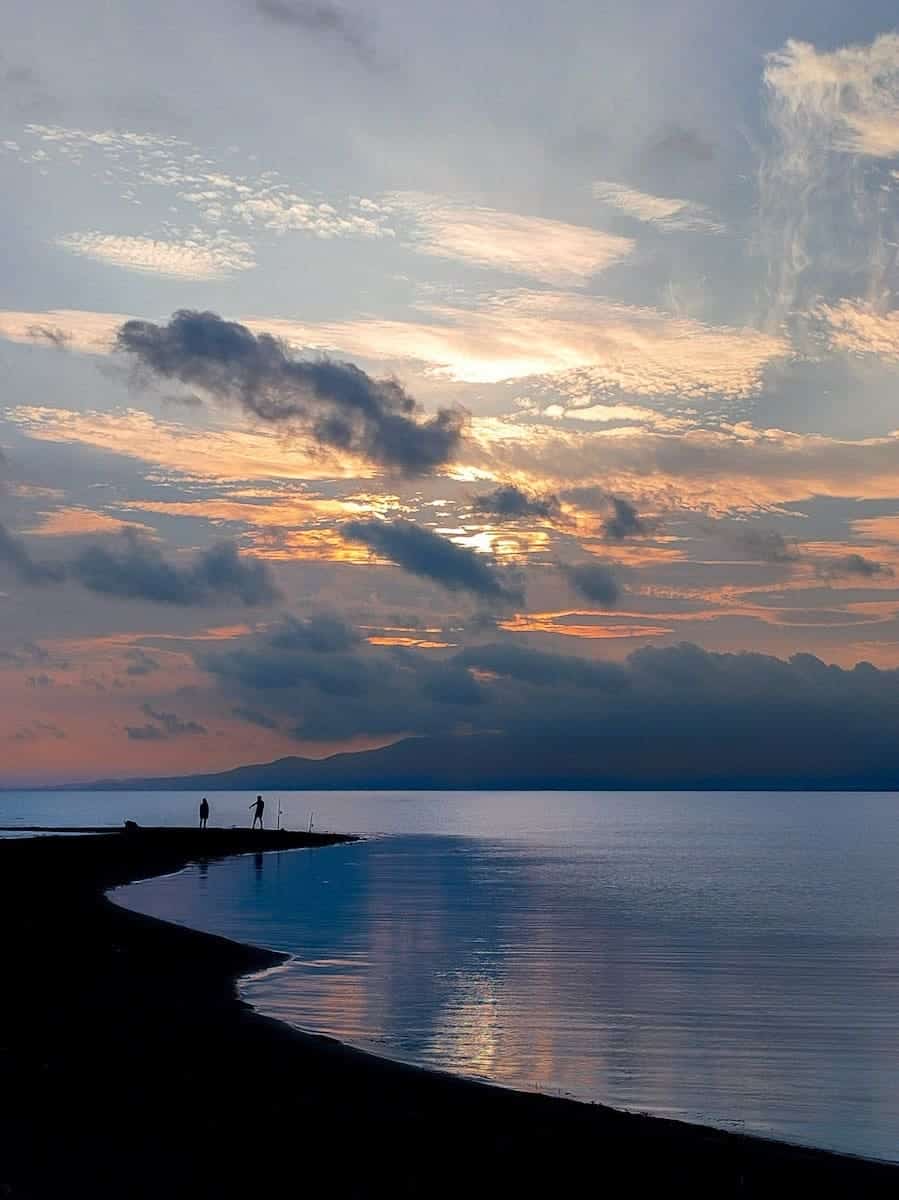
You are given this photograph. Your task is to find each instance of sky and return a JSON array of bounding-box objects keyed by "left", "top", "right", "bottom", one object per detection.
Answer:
[{"left": 3, "top": 1, "right": 899, "bottom": 783}]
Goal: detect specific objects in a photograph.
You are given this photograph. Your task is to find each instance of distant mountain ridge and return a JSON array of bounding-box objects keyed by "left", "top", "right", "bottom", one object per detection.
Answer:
[{"left": 67, "top": 732, "right": 899, "bottom": 791}]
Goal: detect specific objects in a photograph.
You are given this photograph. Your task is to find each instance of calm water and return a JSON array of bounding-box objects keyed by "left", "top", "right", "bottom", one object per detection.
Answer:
[{"left": 6, "top": 789, "right": 899, "bottom": 1161}]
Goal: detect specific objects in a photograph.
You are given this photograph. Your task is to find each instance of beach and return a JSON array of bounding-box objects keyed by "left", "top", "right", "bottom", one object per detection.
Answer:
[{"left": 0, "top": 828, "right": 896, "bottom": 1199}]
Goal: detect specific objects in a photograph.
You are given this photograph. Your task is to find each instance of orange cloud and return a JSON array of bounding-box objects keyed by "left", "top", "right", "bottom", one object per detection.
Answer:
[
  {"left": 387, "top": 193, "right": 634, "bottom": 285},
  {"left": 23, "top": 507, "right": 154, "bottom": 538}
]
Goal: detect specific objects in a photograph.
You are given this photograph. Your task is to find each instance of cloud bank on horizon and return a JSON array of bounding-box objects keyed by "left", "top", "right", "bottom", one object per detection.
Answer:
[{"left": 2, "top": 2, "right": 899, "bottom": 782}]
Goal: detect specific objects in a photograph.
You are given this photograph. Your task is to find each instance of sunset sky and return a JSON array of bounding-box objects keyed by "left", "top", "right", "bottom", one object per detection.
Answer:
[{"left": 3, "top": 2, "right": 899, "bottom": 783}]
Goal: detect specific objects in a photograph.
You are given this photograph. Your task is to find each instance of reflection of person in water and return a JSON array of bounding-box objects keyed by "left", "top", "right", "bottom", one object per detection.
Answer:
[
  {"left": 199, "top": 797, "right": 209, "bottom": 829},
  {"left": 254, "top": 851, "right": 264, "bottom": 883},
  {"left": 250, "top": 795, "right": 264, "bottom": 829}
]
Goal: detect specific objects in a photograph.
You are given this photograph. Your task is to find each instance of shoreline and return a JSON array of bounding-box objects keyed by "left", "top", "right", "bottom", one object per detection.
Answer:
[{"left": 1, "top": 830, "right": 896, "bottom": 1197}]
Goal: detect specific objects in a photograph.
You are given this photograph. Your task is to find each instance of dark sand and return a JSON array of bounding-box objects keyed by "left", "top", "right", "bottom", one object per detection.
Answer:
[{"left": 0, "top": 828, "right": 896, "bottom": 1198}]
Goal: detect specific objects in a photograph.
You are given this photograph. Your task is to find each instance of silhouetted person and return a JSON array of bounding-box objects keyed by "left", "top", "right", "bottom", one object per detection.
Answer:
[
  {"left": 250, "top": 795, "right": 264, "bottom": 829},
  {"left": 199, "top": 798, "right": 209, "bottom": 829}
]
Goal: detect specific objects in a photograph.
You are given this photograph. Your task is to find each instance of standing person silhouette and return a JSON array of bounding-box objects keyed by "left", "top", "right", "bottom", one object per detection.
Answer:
[
  {"left": 199, "top": 797, "right": 209, "bottom": 829},
  {"left": 250, "top": 795, "right": 264, "bottom": 830}
]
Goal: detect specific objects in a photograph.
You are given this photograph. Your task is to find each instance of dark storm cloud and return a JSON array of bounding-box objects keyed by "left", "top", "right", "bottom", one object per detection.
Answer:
[
  {"left": 198, "top": 626, "right": 899, "bottom": 786},
  {"left": 255, "top": 0, "right": 376, "bottom": 64},
  {"left": 472, "top": 484, "right": 559, "bottom": 522},
  {"left": 207, "top": 643, "right": 372, "bottom": 697},
  {"left": 116, "top": 311, "right": 464, "bottom": 475},
  {"left": 817, "top": 553, "right": 894, "bottom": 579},
  {"left": 0, "top": 522, "right": 66, "bottom": 585},
  {"left": 126, "top": 703, "right": 207, "bottom": 740},
  {"left": 733, "top": 527, "right": 800, "bottom": 564},
  {"left": 0, "top": 522, "right": 277, "bottom": 608},
  {"left": 344, "top": 519, "right": 522, "bottom": 603},
  {"left": 455, "top": 643, "right": 626, "bottom": 691},
  {"left": 71, "top": 530, "right": 279, "bottom": 607},
  {"left": 560, "top": 561, "right": 620, "bottom": 606},
  {"left": 269, "top": 613, "right": 360, "bottom": 653}
]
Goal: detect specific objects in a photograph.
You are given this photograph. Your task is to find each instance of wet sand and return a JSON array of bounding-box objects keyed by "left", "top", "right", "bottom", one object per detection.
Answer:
[{"left": 0, "top": 827, "right": 895, "bottom": 1198}]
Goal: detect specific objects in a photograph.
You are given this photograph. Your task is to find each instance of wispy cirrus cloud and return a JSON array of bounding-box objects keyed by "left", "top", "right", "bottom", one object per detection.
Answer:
[
  {"left": 592, "top": 181, "right": 723, "bottom": 234},
  {"left": 765, "top": 35, "right": 899, "bottom": 159},
  {"left": 760, "top": 34, "right": 899, "bottom": 321},
  {"left": 387, "top": 192, "right": 633, "bottom": 286}
]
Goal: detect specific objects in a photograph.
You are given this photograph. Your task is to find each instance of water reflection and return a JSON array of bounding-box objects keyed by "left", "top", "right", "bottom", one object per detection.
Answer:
[{"left": 116, "top": 810, "right": 899, "bottom": 1164}]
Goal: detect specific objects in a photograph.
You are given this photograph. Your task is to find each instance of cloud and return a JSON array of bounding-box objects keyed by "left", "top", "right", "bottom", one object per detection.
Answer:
[
  {"left": 592, "top": 182, "right": 723, "bottom": 233},
  {"left": 124, "top": 648, "right": 161, "bottom": 676},
  {"left": 116, "top": 310, "right": 465, "bottom": 474},
  {"left": 560, "top": 561, "right": 620, "bottom": 606},
  {"left": 0, "top": 522, "right": 66, "bottom": 584},
  {"left": 765, "top": 35, "right": 899, "bottom": 159},
  {"left": 817, "top": 553, "right": 894, "bottom": 580},
  {"left": 269, "top": 613, "right": 361, "bottom": 653},
  {"left": 819, "top": 301, "right": 899, "bottom": 361},
  {"left": 387, "top": 193, "right": 633, "bottom": 286},
  {"left": 343, "top": 518, "right": 521, "bottom": 603},
  {"left": 643, "top": 125, "right": 716, "bottom": 163},
  {"left": 199, "top": 629, "right": 899, "bottom": 783},
  {"left": 733, "top": 527, "right": 800, "bottom": 564},
  {"left": 255, "top": 0, "right": 376, "bottom": 65},
  {"left": 126, "top": 702, "right": 207, "bottom": 740},
  {"left": 57, "top": 232, "right": 255, "bottom": 279},
  {"left": 26, "top": 323, "right": 71, "bottom": 348},
  {"left": 455, "top": 642, "right": 626, "bottom": 691},
  {"left": 13, "top": 124, "right": 392, "bottom": 245},
  {"left": 760, "top": 35, "right": 899, "bottom": 320},
  {"left": 232, "top": 705, "right": 280, "bottom": 730},
  {"left": 472, "top": 484, "right": 559, "bottom": 522},
  {"left": 254, "top": 292, "right": 788, "bottom": 394},
  {"left": 71, "top": 530, "right": 278, "bottom": 607},
  {"left": 471, "top": 420, "right": 899, "bottom": 515},
  {"left": 0, "top": 298, "right": 787, "bottom": 397},
  {"left": 602, "top": 496, "right": 650, "bottom": 541},
  {"left": 0, "top": 309, "right": 127, "bottom": 354},
  {"left": 24, "top": 507, "right": 152, "bottom": 539}
]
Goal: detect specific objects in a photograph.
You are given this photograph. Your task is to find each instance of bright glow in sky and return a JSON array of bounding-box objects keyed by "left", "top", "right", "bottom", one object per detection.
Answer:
[{"left": 3, "top": 2, "right": 899, "bottom": 782}]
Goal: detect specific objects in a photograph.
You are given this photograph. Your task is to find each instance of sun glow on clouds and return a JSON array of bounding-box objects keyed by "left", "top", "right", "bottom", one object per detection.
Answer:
[
  {"left": 386, "top": 193, "right": 634, "bottom": 286},
  {"left": 23, "top": 507, "right": 154, "bottom": 538},
  {"left": 592, "top": 182, "right": 723, "bottom": 233},
  {"left": 0, "top": 300, "right": 788, "bottom": 398},
  {"left": 765, "top": 34, "right": 899, "bottom": 158},
  {"left": 819, "top": 301, "right": 899, "bottom": 360},
  {"left": 500, "top": 612, "right": 673, "bottom": 640},
  {"left": 253, "top": 293, "right": 788, "bottom": 395},
  {"left": 9, "top": 406, "right": 393, "bottom": 482},
  {"left": 56, "top": 231, "right": 256, "bottom": 279}
]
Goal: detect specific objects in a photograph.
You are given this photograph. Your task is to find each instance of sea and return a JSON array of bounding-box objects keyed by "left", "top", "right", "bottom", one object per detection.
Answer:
[{"left": 4, "top": 788, "right": 898, "bottom": 1162}]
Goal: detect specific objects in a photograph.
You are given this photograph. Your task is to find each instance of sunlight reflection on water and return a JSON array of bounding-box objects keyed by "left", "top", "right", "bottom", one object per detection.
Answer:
[{"left": 109, "top": 790, "right": 899, "bottom": 1162}]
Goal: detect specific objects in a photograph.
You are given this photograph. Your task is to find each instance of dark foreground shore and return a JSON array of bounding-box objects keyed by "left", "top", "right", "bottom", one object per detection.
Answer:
[{"left": 0, "top": 830, "right": 895, "bottom": 1198}]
